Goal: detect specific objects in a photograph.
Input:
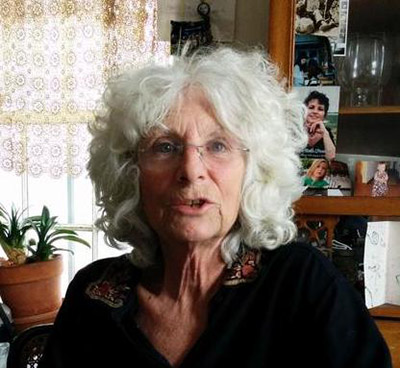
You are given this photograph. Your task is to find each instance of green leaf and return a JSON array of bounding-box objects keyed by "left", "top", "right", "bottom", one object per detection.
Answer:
[
  {"left": 50, "top": 247, "right": 74, "bottom": 255},
  {"left": 48, "top": 235, "right": 90, "bottom": 248}
]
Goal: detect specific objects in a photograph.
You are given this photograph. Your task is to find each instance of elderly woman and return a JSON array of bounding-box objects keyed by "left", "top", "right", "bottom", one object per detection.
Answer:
[{"left": 39, "top": 48, "right": 390, "bottom": 367}]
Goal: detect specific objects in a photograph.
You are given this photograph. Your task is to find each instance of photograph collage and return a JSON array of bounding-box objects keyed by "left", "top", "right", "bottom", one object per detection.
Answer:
[{"left": 294, "top": 0, "right": 399, "bottom": 199}]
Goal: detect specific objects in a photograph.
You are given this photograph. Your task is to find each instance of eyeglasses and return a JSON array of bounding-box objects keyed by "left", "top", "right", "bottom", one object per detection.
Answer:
[{"left": 138, "top": 138, "right": 249, "bottom": 171}]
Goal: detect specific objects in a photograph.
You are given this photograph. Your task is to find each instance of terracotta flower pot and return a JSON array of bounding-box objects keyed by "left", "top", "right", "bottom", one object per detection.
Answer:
[{"left": 0, "top": 256, "right": 63, "bottom": 332}]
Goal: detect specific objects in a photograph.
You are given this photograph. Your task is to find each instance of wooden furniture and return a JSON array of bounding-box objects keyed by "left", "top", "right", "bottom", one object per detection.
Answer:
[
  {"left": 7, "top": 324, "right": 53, "bottom": 368},
  {"left": 268, "top": 0, "right": 400, "bottom": 365},
  {"left": 370, "top": 305, "right": 400, "bottom": 368}
]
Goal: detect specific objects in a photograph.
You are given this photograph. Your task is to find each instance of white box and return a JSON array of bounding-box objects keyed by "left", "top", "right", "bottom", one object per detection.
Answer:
[{"left": 364, "top": 221, "right": 400, "bottom": 308}]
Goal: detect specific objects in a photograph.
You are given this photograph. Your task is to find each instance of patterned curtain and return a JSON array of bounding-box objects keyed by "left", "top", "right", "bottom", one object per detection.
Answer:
[{"left": 0, "top": 0, "right": 169, "bottom": 178}]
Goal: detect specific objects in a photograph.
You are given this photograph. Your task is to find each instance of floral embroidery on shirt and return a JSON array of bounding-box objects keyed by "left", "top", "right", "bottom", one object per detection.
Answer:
[
  {"left": 86, "top": 280, "right": 131, "bottom": 308},
  {"left": 223, "top": 246, "right": 261, "bottom": 286},
  {"left": 85, "top": 255, "right": 134, "bottom": 308}
]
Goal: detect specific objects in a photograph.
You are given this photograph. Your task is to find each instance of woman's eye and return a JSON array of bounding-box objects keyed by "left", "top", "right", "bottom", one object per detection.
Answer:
[
  {"left": 152, "top": 142, "right": 177, "bottom": 154},
  {"left": 208, "top": 140, "right": 228, "bottom": 153}
]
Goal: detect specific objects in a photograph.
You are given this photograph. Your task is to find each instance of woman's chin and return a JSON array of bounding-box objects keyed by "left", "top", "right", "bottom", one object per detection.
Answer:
[{"left": 166, "top": 219, "right": 224, "bottom": 245}]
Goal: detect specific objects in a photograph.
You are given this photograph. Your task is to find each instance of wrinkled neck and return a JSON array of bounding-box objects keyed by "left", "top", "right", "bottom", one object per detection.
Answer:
[{"left": 142, "top": 239, "right": 226, "bottom": 302}]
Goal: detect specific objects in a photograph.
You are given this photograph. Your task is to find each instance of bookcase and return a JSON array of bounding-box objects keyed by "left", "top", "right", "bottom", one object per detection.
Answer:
[{"left": 267, "top": 1, "right": 400, "bottom": 365}]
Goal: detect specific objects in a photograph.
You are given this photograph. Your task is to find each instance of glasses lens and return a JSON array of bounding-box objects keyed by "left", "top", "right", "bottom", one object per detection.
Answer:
[{"left": 139, "top": 138, "right": 247, "bottom": 171}]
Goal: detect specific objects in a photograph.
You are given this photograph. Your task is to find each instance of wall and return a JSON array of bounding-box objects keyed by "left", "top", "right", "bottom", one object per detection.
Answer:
[{"left": 234, "top": 0, "right": 270, "bottom": 47}]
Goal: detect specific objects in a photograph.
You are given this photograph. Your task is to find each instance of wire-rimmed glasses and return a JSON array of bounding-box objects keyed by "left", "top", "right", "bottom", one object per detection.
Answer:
[{"left": 138, "top": 138, "right": 249, "bottom": 171}]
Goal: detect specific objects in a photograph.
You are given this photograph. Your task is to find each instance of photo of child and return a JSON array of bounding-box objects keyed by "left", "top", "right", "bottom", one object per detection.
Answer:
[
  {"left": 354, "top": 159, "right": 400, "bottom": 197},
  {"left": 302, "top": 158, "right": 352, "bottom": 196},
  {"left": 303, "top": 158, "right": 330, "bottom": 188}
]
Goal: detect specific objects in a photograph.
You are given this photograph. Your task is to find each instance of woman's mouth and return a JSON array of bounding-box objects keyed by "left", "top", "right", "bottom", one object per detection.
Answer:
[
  {"left": 189, "top": 199, "right": 206, "bottom": 207},
  {"left": 169, "top": 198, "right": 213, "bottom": 214}
]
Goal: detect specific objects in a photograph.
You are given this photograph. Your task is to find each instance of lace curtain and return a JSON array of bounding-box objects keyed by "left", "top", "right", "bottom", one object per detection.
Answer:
[{"left": 0, "top": 0, "right": 169, "bottom": 178}]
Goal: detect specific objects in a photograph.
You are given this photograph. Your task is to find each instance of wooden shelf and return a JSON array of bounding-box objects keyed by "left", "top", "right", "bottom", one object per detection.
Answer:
[
  {"left": 370, "top": 304, "right": 400, "bottom": 320},
  {"left": 294, "top": 196, "right": 400, "bottom": 216},
  {"left": 339, "top": 106, "right": 400, "bottom": 115}
]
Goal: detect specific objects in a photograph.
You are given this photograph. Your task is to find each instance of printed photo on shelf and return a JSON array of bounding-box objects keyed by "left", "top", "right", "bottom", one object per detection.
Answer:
[
  {"left": 354, "top": 159, "right": 400, "bottom": 197},
  {"left": 301, "top": 158, "right": 351, "bottom": 196},
  {"left": 295, "top": 0, "right": 349, "bottom": 56},
  {"left": 332, "top": 0, "right": 349, "bottom": 56},
  {"left": 294, "top": 34, "right": 337, "bottom": 87},
  {"left": 294, "top": 86, "right": 340, "bottom": 161},
  {"left": 295, "top": 0, "right": 339, "bottom": 37}
]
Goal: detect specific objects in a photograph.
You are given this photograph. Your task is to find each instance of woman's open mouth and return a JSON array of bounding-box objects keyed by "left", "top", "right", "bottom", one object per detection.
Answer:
[
  {"left": 170, "top": 198, "right": 213, "bottom": 214},
  {"left": 188, "top": 199, "right": 206, "bottom": 207}
]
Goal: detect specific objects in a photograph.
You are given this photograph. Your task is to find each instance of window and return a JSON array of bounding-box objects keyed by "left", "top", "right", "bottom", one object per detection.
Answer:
[
  {"left": 0, "top": 0, "right": 168, "bottom": 293},
  {"left": 0, "top": 170, "right": 128, "bottom": 294}
]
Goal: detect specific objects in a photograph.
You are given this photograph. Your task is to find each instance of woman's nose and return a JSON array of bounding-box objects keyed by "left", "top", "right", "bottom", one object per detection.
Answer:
[{"left": 176, "top": 145, "right": 207, "bottom": 183}]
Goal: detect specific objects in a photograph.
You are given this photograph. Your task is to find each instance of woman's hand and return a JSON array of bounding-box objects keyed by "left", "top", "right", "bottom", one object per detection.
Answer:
[
  {"left": 307, "top": 121, "right": 325, "bottom": 147},
  {"left": 306, "top": 120, "right": 336, "bottom": 160}
]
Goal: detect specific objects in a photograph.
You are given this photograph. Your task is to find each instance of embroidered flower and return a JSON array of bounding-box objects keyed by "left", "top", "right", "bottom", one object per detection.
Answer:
[
  {"left": 85, "top": 256, "right": 135, "bottom": 308},
  {"left": 86, "top": 280, "right": 130, "bottom": 308},
  {"left": 223, "top": 246, "right": 261, "bottom": 286},
  {"left": 241, "top": 264, "right": 256, "bottom": 278}
]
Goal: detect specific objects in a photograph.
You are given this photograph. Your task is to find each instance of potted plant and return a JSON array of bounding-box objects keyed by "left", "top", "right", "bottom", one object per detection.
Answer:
[
  {"left": 0, "top": 205, "right": 31, "bottom": 266},
  {"left": 0, "top": 204, "right": 90, "bottom": 332}
]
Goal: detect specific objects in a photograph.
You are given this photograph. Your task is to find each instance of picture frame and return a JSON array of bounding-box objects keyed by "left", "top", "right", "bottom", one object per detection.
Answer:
[
  {"left": 301, "top": 158, "right": 351, "bottom": 196},
  {"left": 294, "top": 86, "right": 340, "bottom": 160},
  {"left": 354, "top": 159, "right": 400, "bottom": 197}
]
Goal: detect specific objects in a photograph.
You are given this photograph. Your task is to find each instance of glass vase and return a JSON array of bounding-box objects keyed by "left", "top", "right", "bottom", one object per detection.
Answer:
[{"left": 336, "top": 33, "right": 392, "bottom": 107}]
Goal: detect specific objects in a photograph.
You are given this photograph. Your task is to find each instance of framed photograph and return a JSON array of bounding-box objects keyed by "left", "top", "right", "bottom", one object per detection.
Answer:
[
  {"left": 354, "top": 159, "right": 400, "bottom": 197},
  {"left": 301, "top": 158, "right": 351, "bottom": 196},
  {"left": 295, "top": 0, "right": 340, "bottom": 39},
  {"left": 294, "top": 0, "right": 349, "bottom": 56},
  {"left": 294, "top": 34, "right": 337, "bottom": 87},
  {"left": 294, "top": 86, "right": 340, "bottom": 161}
]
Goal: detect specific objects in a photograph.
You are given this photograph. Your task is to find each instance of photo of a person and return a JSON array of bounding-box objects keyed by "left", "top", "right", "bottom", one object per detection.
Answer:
[
  {"left": 303, "top": 158, "right": 330, "bottom": 188},
  {"left": 328, "top": 160, "right": 352, "bottom": 193},
  {"left": 371, "top": 162, "right": 389, "bottom": 197},
  {"left": 306, "top": 50, "right": 323, "bottom": 86},
  {"left": 354, "top": 159, "right": 400, "bottom": 197},
  {"left": 303, "top": 90, "right": 336, "bottom": 160},
  {"left": 295, "top": 0, "right": 339, "bottom": 36},
  {"left": 293, "top": 52, "right": 308, "bottom": 86},
  {"left": 294, "top": 34, "right": 337, "bottom": 86}
]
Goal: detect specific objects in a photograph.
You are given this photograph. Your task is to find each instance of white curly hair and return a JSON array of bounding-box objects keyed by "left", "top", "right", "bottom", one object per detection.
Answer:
[{"left": 87, "top": 46, "right": 307, "bottom": 268}]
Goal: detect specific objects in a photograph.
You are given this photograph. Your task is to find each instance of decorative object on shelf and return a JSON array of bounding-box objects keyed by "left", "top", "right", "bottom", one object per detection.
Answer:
[
  {"left": 0, "top": 204, "right": 90, "bottom": 331},
  {"left": 170, "top": 1, "right": 213, "bottom": 56},
  {"left": 336, "top": 33, "right": 392, "bottom": 107},
  {"left": 364, "top": 221, "right": 400, "bottom": 308}
]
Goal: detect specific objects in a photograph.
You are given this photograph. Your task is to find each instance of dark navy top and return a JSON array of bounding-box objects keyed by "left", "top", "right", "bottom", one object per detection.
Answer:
[{"left": 39, "top": 242, "right": 391, "bottom": 368}]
